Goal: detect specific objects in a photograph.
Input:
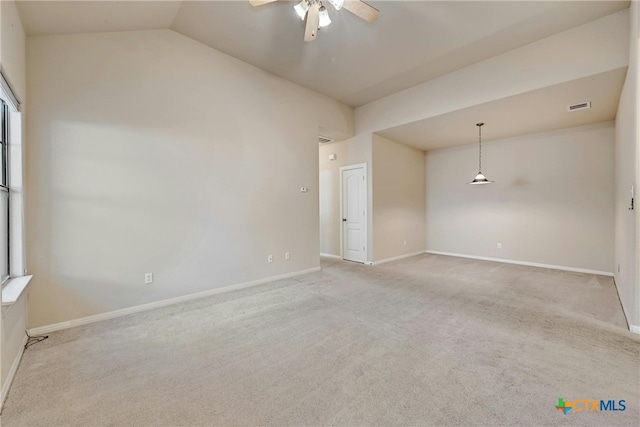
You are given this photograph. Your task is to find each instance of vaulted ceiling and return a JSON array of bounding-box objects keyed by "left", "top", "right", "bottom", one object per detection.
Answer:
[{"left": 15, "top": 1, "right": 631, "bottom": 148}]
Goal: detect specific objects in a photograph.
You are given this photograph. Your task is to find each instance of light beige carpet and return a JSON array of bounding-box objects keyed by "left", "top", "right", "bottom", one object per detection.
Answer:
[{"left": 1, "top": 254, "right": 638, "bottom": 426}]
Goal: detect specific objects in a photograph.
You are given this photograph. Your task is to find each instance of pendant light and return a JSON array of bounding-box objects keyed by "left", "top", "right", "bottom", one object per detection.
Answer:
[{"left": 468, "top": 122, "right": 494, "bottom": 185}]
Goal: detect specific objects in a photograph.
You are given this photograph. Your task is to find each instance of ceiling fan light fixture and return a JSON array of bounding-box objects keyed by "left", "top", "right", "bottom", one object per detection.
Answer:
[
  {"left": 252, "top": 0, "right": 379, "bottom": 41},
  {"left": 319, "top": 5, "right": 332, "bottom": 27},
  {"left": 327, "top": 0, "right": 344, "bottom": 10},
  {"left": 294, "top": 0, "right": 310, "bottom": 19}
]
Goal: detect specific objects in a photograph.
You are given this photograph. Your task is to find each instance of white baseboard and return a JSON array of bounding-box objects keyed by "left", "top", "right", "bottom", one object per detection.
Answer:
[
  {"left": 612, "top": 276, "right": 633, "bottom": 333},
  {"left": 372, "top": 251, "right": 426, "bottom": 266},
  {"left": 320, "top": 253, "right": 342, "bottom": 260},
  {"left": 1, "top": 334, "right": 28, "bottom": 411},
  {"left": 425, "top": 251, "right": 614, "bottom": 277},
  {"left": 630, "top": 325, "right": 640, "bottom": 334},
  {"left": 28, "top": 267, "right": 321, "bottom": 336}
]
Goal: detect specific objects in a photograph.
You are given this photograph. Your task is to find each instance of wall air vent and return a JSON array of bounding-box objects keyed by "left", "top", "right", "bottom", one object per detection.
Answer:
[
  {"left": 318, "top": 135, "right": 334, "bottom": 144},
  {"left": 567, "top": 101, "right": 591, "bottom": 112}
]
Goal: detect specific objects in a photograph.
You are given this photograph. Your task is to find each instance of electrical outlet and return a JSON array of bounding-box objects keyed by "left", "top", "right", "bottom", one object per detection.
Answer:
[
  {"left": 144, "top": 273, "right": 153, "bottom": 284},
  {"left": 268, "top": 255, "right": 273, "bottom": 263},
  {"left": 497, "top": 243, "right": 502, "bottom": 249},
  {"left": 285, "top": 252, "right": 290, "bottom": 260},
  {"left": 403, "top": 239, "right": 407, "bottom": 246}
]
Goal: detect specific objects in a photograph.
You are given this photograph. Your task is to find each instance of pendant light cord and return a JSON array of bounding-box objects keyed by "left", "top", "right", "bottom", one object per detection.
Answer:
[
  {"left": 477, "top": 123, "right": 483, "bottom": 173},
  {"left": 479, "top": 125, "right": 482, "bottom": 172}
]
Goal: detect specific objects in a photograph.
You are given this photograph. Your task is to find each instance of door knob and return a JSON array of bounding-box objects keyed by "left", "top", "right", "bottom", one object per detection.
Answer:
[{"left": 342, "top": 218, "right": 347, "bottom": 221}]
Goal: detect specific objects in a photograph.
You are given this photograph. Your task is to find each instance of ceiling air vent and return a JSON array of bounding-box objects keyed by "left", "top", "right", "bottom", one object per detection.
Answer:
[
  {"left": 318, "top": 135, "right": 334, "bottom": 144},
  {"left": 567, "top": 101, "right": 591, "bottom": 112}
]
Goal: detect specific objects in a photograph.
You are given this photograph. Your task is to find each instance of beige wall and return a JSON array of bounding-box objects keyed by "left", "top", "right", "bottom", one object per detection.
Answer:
[
  {"left": 319, "top": 134, "right": 426, "bottom": 263},
  {"left": 26, "top": 29, "right": 353, "bottom": 328},
  {"left": 637, "top": 0, "right": 640, "bottom": 332},
  {"left": 347, "top": 9, "right": 628, "bottom": 275},
  {"left": 1, "top": 292, "right": 26, "bottom": 397},
  {"left": 372, "top": 135, "right": 425, "bottom": 262},
  {"left": 0, "top": 0, "right": 27, "bottom": 401},
  {"left": 614, "top": 0, "right": 639, "bottom": 329},
  {"left": 426, "top": 122, "right": 615, "bottom": 274},
  {"left": 1, "top": 0, "right": 25, "bottom": 99},
  {"left": 318, "top": 137, "right": 370, "bottom": 257}
]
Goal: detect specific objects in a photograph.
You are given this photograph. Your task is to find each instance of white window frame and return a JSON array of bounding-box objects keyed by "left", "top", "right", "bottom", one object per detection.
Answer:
[
  {"left": 1, "top": 100, "right": 10, "bottom": 284},
  {"left": 0, "top": 72, "right": 25, "bottom": 290}
]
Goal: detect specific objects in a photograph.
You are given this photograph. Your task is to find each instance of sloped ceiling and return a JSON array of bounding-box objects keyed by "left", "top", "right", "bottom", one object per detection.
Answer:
[
  {"left": 15, "top": 1, "right": 631, "bottom": 146},
  {"left": 171, "top": 1, "right": 628, "bottom": 107},
  {"left": 17, "top": 1, "right": 182, "bottom": 35}
]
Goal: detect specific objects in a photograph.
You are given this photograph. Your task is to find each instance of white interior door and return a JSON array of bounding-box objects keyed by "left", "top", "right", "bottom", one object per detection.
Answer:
[{"left": 341, "top": 165, "right": 366, "bottom": 263}]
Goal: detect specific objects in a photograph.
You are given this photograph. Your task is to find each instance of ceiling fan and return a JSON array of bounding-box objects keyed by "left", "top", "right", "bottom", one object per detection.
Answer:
[{"left": 249, "top": 0, "right": 379, "bottom": 42}]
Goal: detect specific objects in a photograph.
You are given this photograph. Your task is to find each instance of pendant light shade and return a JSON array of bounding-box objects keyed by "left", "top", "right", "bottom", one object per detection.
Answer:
[
  {"left": 468, "top": 123, "right": 494, "bottom": 185},
  {"left": 469, "top": 172, "right": 492, "bottom": 185},
  {"left": 294, "top": 0, "right": 310, "bottom": 19},
  {"left": 318, "top": 5, "right": 332, "bottom": 27}
]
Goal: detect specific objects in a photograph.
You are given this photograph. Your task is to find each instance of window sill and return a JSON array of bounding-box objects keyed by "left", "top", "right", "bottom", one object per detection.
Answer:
[{"left": 2, "top": 275, "right": 32, "bottom": 306}]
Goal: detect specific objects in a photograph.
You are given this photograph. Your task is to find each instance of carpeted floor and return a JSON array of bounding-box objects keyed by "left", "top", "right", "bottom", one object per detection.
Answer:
[{"left": 1, "top": 254, "right": 639, "bottom": 426}]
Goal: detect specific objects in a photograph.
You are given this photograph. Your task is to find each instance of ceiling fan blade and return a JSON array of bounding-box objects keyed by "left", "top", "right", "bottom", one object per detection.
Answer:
[
  {"left": 304, "top": 2, "right": 320, "bottom": 42},
  {"left": 249, "top": 0, "right": 279, "bottom": 6},
  {"left": 343, "top": 0, "right": 379, "bottom": 23}
]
